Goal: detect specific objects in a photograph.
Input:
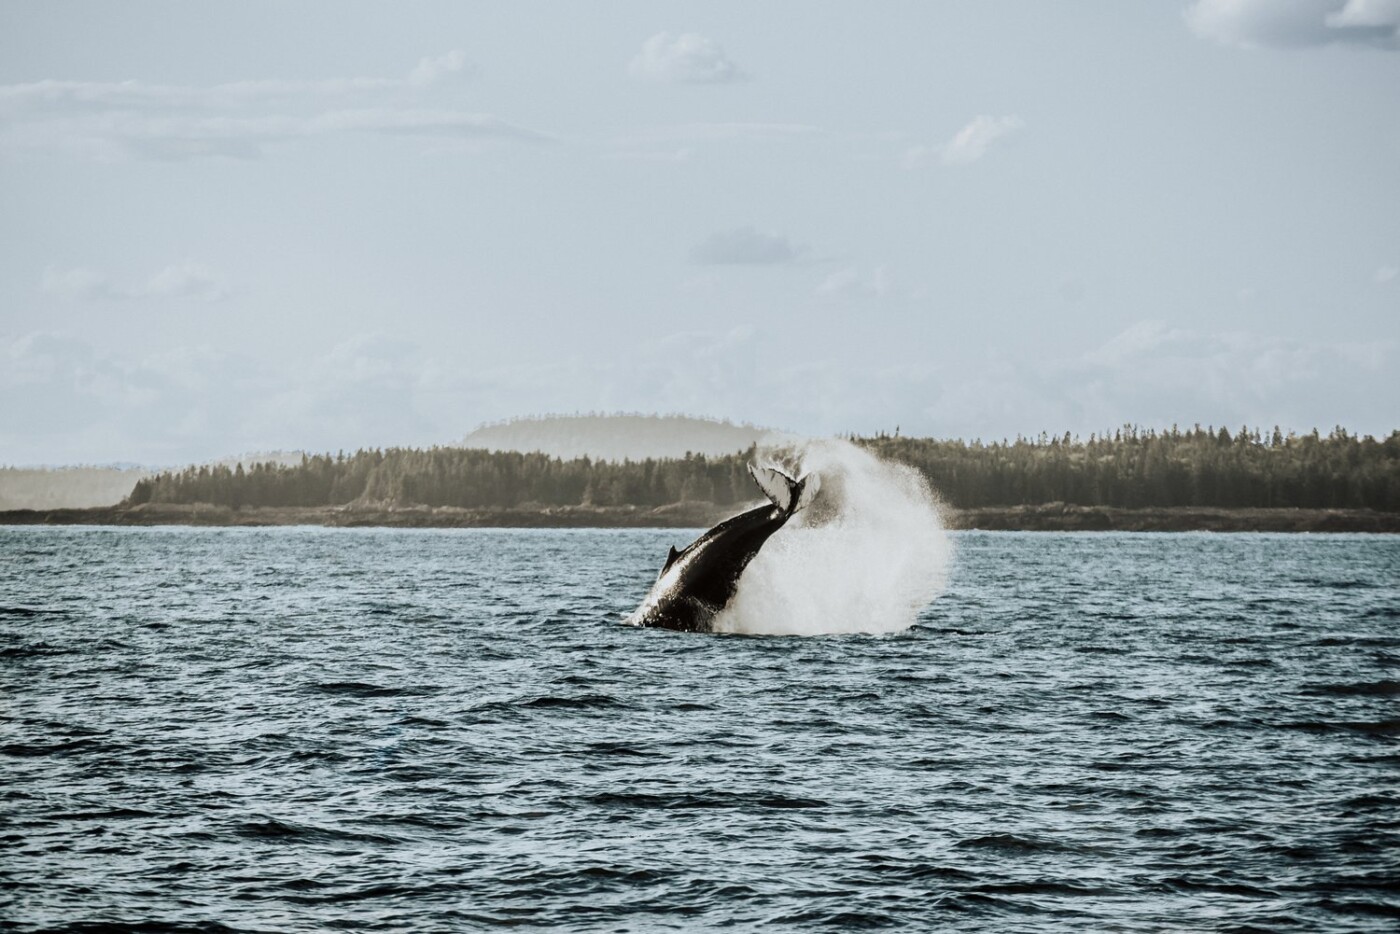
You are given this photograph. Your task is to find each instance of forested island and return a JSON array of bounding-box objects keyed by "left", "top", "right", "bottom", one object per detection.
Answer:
[{"left": 4, "top": 426, "right": 1398, "bottom": 531}]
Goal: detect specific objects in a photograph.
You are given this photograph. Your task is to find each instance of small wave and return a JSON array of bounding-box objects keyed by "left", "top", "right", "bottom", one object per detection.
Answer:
[
  {"left": 584, "top": 741, "right": 659, "bottom": 757},
  {"left": 579, "top": 790, "right": 828, "bottom": 810},
  {"left": 1297, "top": 577, "right": 1373, "bottom": 590},
  {"left": 233, "top": 817, "right": 400, "bottom": 846},
  {"left": 974, "top": 879, "right": 1117, "bottom": 897},
  {"left": 767, "top": 908, "right": 903, "bottom": 927},
  {"left": 1309, "top": 898, "right": 1400, "bottom": 921},
  {"left": 0, "top": 738, "right": 105, "bottom": 758},
  {"left": 1301, "top": 679, "right": 1400, "bottom": 697},
  {"left": 849, "top": 856, "right": 978, "bottom": 882},
  {"left": 0, "top": 641, "right": 79, "bottom": 660},
  {"left": 532, "top": 865, "right": 672, "bottom": 885},
  {"left": 1340, "top": 793, "right": 1398, "bottom": 811},
  {"left": 306, "top": 681, "right": 441, "bottom": 698},
  {"left": 37, "top": 923, "right": 251, "bottom": 934},
  {"left": 1281, "top": 718, "right": 1400, "bottom": 737},
  {"left": 1310, "top": 635, "right": 1400, "bottom": 648},
  {"left": 0, "top": 605, "right": 49, "bottom": 618},
  {"left": 1158, "top": 875, "right": 1280, "bottom": 898},
  {"left": 954, "top": 833, "right": 1088, "bottom": 854},
  {"left": 517, "top": 694, "right": 628, "bottom": 710},
  {"left": 283, "top": 881, "right": 460, "bottom": 905},
  {"left": 49, "top": 807, "right": 161, "bottom": 821}
]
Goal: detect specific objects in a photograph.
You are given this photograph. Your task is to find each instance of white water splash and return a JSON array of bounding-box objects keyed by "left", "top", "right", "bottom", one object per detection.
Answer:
[{"left": 713, "top": 438, "right": 951, "bottom": 636}]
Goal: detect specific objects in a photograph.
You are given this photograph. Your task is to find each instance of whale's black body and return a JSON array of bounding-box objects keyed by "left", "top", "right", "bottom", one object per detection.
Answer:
[{"left": 626, "top": 465, "right": 818, "bottom": 633}]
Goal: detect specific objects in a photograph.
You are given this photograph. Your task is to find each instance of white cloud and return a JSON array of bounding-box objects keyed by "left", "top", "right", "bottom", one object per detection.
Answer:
[
  {"left": 41, "top": 263, "right": 232, "bottom": 302},
  {"left": 628, "top": 32, "right": 746, "bottom": 84},
  {"left": 940, "top": 115, "right": 1024, "bottom": 166},
  {"left": 143, "top": 264, "right": 232, "bottom": 301},
  {"left": 903, "top": 115, "right": 1023, "bottom": 168},
  {"left": 0, "top": 52, "right": 472, "bottom": 113},
  {"left": 1375, "top": 264, "right": 1399, "bottom": 283},
  {"left": 1329, "top": 0, "right": 1400, "bottom": 27},
  {"left": 8, "top": 107, "right": 544, "bottom": 162},
  {"left": 40, "top": 266, "right": 123, "bottom": 301},
  {"left": 816, "top": 265, "right": 893, "bottom": 298},
  {"left": 407, "top": 50, "right": 472, "bottom": 86},
  {"left": 690, "top": 226, "right": 804, "bottom": 265},
  {"left": 1186, "top": 0, "right": 1400, "bottom": 49},
  {"left": 816, "top": 267, "right": 861, "bottom": 296},
  {"left": 0, "top": 52, "right": 547, "bottom": 161}
]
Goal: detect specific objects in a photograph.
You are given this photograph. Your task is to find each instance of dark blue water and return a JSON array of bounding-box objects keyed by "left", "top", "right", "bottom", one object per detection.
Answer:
[{"left": 2, "top": 527, "right": 1398, "bottom": 932}]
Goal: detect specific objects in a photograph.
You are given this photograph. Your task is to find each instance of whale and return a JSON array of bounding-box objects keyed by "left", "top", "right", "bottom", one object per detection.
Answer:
[{"left": 625, "top": 464, "right": 819, "bottom": 633}]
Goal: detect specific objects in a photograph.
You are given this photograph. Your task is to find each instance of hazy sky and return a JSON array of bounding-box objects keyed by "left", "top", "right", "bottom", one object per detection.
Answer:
[{"left": 3, "top": 0, "right": 1398, "bottom": 464}]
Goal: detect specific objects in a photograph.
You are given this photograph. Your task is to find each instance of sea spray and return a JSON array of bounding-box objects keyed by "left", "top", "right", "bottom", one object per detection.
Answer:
[{"left": 713, "top": 438, "right": 951, "bottom": 636}]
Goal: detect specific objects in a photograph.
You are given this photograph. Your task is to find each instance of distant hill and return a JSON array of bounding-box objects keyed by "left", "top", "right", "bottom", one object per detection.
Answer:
[
  {"left": 0, "top": 451, "right": 305, "bottom": 510},
  {"left": 0, "top": 466, "right": 151, "bottom": 510},
  {"left": 462, "top": 415, "right": 773, "bottom": 462}
]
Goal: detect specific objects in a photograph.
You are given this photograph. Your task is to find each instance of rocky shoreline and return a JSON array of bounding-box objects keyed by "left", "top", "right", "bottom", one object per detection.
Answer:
[{"left": 2, "top": 501, "right": 1397, "bottom": 533}]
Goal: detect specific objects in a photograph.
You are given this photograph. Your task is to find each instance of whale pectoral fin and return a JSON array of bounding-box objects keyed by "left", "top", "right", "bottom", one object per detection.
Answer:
[{"left": 663, "top": 545, "right": 681, "bottom": 572}]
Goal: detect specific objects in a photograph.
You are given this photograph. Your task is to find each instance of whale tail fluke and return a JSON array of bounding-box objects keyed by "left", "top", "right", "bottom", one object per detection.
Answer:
[{"left": 749, "top": 464, "right": 821, "bottom": 516}]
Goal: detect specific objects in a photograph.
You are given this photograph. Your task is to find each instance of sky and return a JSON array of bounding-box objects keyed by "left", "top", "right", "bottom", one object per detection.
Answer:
[{"left": 2, "top": 0, "right": 1398, "bottom": 465}]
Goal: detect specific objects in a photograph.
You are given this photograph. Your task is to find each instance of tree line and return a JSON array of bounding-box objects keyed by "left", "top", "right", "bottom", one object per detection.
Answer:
[{"left": 126, "top": 425, "right": 1400, "bottom": 512}]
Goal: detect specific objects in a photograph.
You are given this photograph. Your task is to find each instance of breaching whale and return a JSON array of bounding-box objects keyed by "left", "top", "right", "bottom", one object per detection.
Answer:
[{"left": 625, "top": 464, "right": 820, "bottom": 633}]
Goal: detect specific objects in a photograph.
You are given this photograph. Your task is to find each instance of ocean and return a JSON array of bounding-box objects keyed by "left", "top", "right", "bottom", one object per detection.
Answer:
[{"left": 2, "top": 526, "right": 1397, "bottom": 931}]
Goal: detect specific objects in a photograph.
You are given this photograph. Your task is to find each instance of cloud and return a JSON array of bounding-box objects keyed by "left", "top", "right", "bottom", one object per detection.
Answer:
[
  {"left": 143, "top": 264, "right": 232, "bottom": 301},
  {"left": 815, "top": 265, "right": 893, "bottom": 298},
  {"left": 40, "top": 266, "right": 124, "bottom": 301},
  {"left": 903, "top": 115, "right": 1024, "bottom": 168},
  {"left": 628, "top": 32, "right": 746, "bottom": 83},
  {"left": 0, "top": 52, "right": 472, "bottom": 113},
  {"left": 941, "top": 115, "right": 1024, "bottom": 166},
  {"left": 8, "top": 107, "right": 544, "bottom": 162},
  {"left": 1185, "top": 0, "right": 1400, "bottom": 49},
  {"left": 407, "top": 51, "right": 473, "bottom": 86},
  {"left": 690, "top": 226, "right": 804, "bottom": 265},
  {"left": 42, "top": 263, "right": 232, "bottom": 302},
  {"left": 1375, "top": 264, "right": 1399, "bottom": 283},
  {"left": 0, "top": 52, "right": 547, "bottom": 161}
]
